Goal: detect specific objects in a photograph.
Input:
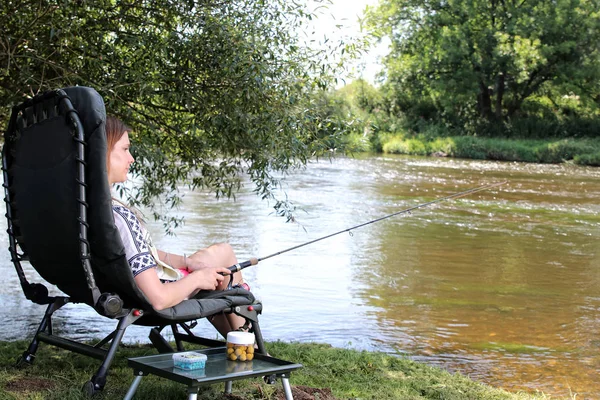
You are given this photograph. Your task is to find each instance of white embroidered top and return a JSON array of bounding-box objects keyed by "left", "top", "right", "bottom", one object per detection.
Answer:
[{"left": 112, "top": 203, "right": 184, "bottom": 282}]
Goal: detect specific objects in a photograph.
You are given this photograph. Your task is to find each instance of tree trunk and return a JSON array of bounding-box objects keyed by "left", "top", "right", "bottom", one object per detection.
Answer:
[
  {"left": 477, "top": 81, "right": 492, "bottom": 119},
  {"left": 495, "top": 73, "right": 505, "bottom": 119}
]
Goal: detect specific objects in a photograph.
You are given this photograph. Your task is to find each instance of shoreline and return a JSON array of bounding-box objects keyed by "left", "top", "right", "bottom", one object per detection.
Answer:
[
  {"left": 346, "top": 133, "right": 600, "bottom": 167},
  {"left": 0, "top": 340, "right": 556, "bottom": 399}
]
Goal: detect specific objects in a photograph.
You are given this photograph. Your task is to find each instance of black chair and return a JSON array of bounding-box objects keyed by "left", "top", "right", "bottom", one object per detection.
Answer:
[{"left": 2, "top": 86, "right": 267, "bottom": 395}]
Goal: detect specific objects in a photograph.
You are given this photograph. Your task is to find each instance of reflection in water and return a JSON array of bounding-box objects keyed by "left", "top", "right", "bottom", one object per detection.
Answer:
[{"left": 0, "top": 155, "right": 598, "bottom": 397}]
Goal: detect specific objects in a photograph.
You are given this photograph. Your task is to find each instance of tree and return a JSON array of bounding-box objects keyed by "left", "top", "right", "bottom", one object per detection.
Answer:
[
  {"left": 1, "top": 0, "right": 348, "bottom": 229},
  {"left": 367, "top": 0, "right": 600, "bottom": 124}
]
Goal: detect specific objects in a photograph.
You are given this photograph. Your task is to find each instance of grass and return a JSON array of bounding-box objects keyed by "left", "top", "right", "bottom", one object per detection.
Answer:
[
  {"left": 0, "top": 340, "right": 558, "bottom": 400},
  {"left": 379, "top": 134, "right": 600, "bottom": 166}
]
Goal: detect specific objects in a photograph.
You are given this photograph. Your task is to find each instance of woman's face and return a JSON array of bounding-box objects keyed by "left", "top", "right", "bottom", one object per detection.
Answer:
[{"left": 108, "top": 131, "right": 135, "bottom": 185}]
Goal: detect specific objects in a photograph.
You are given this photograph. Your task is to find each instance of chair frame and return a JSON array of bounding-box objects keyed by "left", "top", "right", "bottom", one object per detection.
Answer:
[{"left": 2, "top": 88, "right": 267, "bottom": 395}]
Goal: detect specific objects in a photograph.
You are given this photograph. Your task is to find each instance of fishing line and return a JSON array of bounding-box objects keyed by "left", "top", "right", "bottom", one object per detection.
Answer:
[{"left": 227, "top": 181, "right": 506, "bottom": 274}]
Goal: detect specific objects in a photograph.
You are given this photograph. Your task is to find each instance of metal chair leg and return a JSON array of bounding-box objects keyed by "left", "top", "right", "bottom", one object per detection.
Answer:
[
  {"left": 18, "top": 297, "right": 69, "bottom": 366},
  {"left": 86, "top": 310, "right": 141, "bottom": 393}
]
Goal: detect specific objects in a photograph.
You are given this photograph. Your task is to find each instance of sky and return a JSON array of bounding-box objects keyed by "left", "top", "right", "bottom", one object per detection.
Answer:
[{"left": 302, "top": 0, "right": 389, "bottom": 86}]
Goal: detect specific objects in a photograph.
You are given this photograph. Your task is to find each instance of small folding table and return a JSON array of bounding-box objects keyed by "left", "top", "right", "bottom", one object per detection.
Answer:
[{"left": 125, "top": 347, "right": 302, "bottom": 400}]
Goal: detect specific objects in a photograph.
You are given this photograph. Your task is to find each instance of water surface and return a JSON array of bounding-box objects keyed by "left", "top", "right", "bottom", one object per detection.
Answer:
[{"left": 1, "top": 155, "right": 598, "bottom": 398}]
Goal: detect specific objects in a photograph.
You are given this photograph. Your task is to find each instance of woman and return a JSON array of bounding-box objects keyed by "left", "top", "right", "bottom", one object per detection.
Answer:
[{"left": 106, "top": 116, "right": 248, "bottom": 337}]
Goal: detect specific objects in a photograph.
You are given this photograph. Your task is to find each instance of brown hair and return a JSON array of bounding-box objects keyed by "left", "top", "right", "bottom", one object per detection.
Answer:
[{"left": 105, "top": 116, "right": 131, "bottom": 172}]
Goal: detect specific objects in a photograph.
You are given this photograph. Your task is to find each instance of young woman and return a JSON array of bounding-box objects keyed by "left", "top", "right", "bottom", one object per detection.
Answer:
[{"left": 105, "top": 116, "right": 248, "bottom": 337}]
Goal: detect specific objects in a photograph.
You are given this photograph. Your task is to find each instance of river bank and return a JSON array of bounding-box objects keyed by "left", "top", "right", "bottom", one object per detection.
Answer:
[
  {"left": 0, "top": 340, "right": 553, "bottom": 399},
  {"left": 349, "top": 133, "right": 600, "bottom": 166}
]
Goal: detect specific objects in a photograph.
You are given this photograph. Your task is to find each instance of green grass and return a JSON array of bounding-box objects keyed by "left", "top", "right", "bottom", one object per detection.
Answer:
[
  {"left": 379, "top": 134, "right": 600, "bottom": 165},
  {"left": 0, "top": 340, "right": 555, "bottom": 400}
]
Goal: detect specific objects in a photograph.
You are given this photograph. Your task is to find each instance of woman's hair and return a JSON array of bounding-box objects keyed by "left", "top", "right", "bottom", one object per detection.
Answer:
[
  {"left": 105, "top": 116, "right": 145, "bottom": 221},
  {"left": 105, "top": 116, "right": 131, "bottom": 171}
]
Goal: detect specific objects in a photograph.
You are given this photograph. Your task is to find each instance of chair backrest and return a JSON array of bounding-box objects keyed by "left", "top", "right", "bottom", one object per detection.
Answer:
[{"left": 3, "top": 87, "right": 150, "bottom": 309}]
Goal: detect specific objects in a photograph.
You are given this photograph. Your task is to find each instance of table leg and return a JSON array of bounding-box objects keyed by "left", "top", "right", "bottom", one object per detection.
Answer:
[
  {"left": 281, "top": 376, "right": 294, "bottom": 400},
  {"left": 187, "top": 386, "right": 199, "bottom": 400},
  {"left": 224, "top": 380, "right": 233, "bottom": 394},
  {"left": 123, "top": 375, "right": 143, "bottom": 400}
]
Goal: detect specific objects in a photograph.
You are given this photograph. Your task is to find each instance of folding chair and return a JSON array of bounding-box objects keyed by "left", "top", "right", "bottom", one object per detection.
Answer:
[{"left": 2, "top": 86, "right": 267, "bottom": 395}]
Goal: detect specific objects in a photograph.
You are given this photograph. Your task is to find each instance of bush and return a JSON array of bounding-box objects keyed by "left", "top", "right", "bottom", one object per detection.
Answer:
[
  {"left": 451, "top": 136, "right": 488, "bottom": 159},
  {"left": 343, "top": 131, "right": 373, "bottom": 153},
  {"left": 533, "top": 139, "right": 592, "bottom": 163},
  {"left": 428, "top": 137, "right": 456, "bottom": 155},
  {"left": 574, "top": 152, "right": 600, "bottom": 166},
  {"left": 382, "top": 137, "right": 428, "bottom": 155},
  {"left": 484, "top": 140, "right": 536, "bottom": 162}
]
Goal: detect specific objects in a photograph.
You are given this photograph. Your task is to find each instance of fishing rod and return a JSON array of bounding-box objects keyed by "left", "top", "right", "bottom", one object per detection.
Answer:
[{"left": 227, "top": 181, "right": 507, "bottom": 274}]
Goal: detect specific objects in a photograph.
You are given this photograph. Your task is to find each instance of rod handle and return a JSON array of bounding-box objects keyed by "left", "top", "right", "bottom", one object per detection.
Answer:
[{"left": 227, "top": 257, "right": 258, "bottom": 273}]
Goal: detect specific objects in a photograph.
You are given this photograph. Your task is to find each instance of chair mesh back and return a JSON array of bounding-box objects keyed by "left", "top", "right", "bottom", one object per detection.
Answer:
[
  {"left": 4, "top": 87, "right": 150, "bottom": 308},
  {"left": 7, "top": 103, "right": 82, "bottom": 295}
]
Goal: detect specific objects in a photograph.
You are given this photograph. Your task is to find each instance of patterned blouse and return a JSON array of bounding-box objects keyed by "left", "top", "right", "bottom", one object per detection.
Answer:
[{"left": 112, "top": 203, "right": 183, "bottom": 282}]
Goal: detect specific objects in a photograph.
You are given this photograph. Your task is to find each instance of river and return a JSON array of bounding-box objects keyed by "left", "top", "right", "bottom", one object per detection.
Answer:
[{"left": 1, "top": 154, "right": 598, "bottom": 398}]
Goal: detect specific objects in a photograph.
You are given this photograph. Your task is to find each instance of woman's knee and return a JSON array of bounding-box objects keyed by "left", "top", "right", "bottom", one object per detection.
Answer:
[
  {"left": 208, "top": 242, "right": 235, "bottom": 259},
  {"left": 215, "top": 242, "right": 233, "bottom": 253}
]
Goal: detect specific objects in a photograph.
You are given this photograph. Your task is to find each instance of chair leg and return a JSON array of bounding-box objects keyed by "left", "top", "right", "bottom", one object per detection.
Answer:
[
  {"left": 16, "top": 296, "right": 69, "bottom": 367},
  {"left": 252, "top": 320, "right": 267, "bottom": 355},
  {"left": 171, "top": 324, "right": 186, "bottom": 351},
  {"left": 231, "top": 303, "right": 267, "bottom": 355},
  {"left": 149, "top": 326, "right": 175, "bottom": 353},
  {"left": 84, "top": 310, "right": 141, "bottom": 395}
]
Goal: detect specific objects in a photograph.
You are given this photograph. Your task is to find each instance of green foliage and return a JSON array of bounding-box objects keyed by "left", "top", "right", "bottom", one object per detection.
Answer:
[
  {"left": 366, "top": 0, "right": 600, "bottom": 130},
  {"left": 0, "top": 0, "right": 352, "bottom": 226},
  {"left": 378, "top": 131, "right": 600, "bottom": 164},
  {"left": 335, "top": 79, "right": 411, "bottom": 152},
  {"left": 304, "top": 89, "right": 364, "bottom": 154},
  {"left": 533, "top": 139, "right": 595, "bottom": 163},
  {"left": 383, "top": 137, "right": 428, "bottom": 155},
  {"left": 337, "top": 78, "right": 384, "bottom": 114},
  {"left": 574, "top": 152, "right": 600, "bottom": 166}
]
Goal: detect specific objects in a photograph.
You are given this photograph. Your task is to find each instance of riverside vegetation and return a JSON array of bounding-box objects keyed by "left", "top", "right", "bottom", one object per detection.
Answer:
[
  {"left": 0, "top": 340, "right": 557, "bottom": 400},
  {"left": 319, "top": 79, "right": 600, "bottom": 167},
  {"left": 342, "top": 0, "right": 599, "bottom": 166}
]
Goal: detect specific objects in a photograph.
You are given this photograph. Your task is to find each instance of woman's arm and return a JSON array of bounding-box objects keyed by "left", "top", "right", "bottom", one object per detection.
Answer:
[
  {"left": 134, "top": 266, "right": 231, "bottom": 310},
  {"left": 156, "top": 250, "right": 186, "bottom": 269},
  {"left": 157, "top": 249, "right": 210, "bottom": 271}
]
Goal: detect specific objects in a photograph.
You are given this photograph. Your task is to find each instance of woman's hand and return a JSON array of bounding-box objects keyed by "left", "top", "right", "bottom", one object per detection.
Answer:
[
  {"left": 191, "top": 266, "right": 231, "bottom": 290},
  {"left": 135, "top": 265, "right": 232, "bottom": 310}
]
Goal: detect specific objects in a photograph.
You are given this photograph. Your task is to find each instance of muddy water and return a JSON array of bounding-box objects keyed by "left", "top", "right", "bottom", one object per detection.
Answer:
[{"left": 0, "top": 155, "right": 598, "bottom": 397}]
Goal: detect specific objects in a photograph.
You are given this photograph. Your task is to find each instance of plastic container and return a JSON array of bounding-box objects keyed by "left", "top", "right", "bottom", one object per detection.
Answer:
[
  {"left": 226, "top": 331, "right": 255, "bottom": 362},
  {"left": 172, "top": 351, "right": 207, "bottom": 370}
]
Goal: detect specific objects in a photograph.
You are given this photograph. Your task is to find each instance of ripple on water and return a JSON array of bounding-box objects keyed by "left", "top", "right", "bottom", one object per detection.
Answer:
[{"left": 1, "top": 155, "right": 599, "bottom": 398}]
